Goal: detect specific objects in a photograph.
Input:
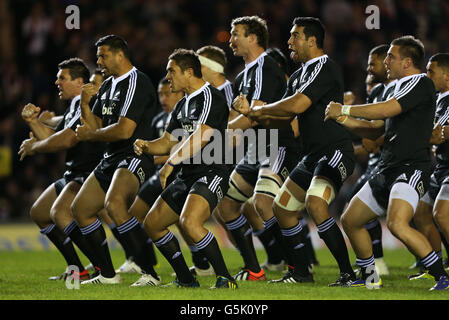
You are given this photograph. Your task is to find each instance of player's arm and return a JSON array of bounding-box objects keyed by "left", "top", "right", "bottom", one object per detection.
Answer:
[
  {"left": 76, "top": 116, "right": 136, "bottom": 142},
  {"left": 38, "top": 111, "right": 63, "bottom": 129},
  {"left": 325, "top": 98, "right": 402, "bottom": 121},
  {"left": 166, "top": 124, "right": 215, "bottom": 166},
  {"left": 21, "top": 103, "right": 56, "bottom": 140},
  {"left": 18, "top": 128, "right": 78, "bottom": 161},
  {"left": 234, "top": 91, "right": 312, "bottom": 119},
  {"left": 80, "top": 83, "right": 102, "bottom": 130},
  {"left": 134, "top": 131, "right": 179, "bottom": 157},
  {"left": 228, "top": 99, "right": 265, "bottom": 130},
  {"left": 335, "top": 116, "right": 385, "bottom": 140}
]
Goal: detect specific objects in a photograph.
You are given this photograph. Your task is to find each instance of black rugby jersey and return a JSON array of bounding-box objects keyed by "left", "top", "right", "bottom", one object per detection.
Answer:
[
  {"left": 217, "top": 80, "right": 233, "bottom": 109},
  {"left": 434, "top": 91, "right": 449, "bottom": 164},
  {"left": 92, "top": 67, "right": 157, "bottom": 158},
  {"left": 232, "top": 52, "right": 295, "bottom": 146},
  {"left": 380, "top": 73, "right": 436, "bottom": 169},
  {"left": 165, "top": 82, "right": 229, "bottom": 176},
  {"left": 150, "top": 111, "right": 170, "bottom": 140},
  {"left": 56, "top": 95, "right": 104, "bottom": 176},
  {"left": 288, "top": 54, "right": 353, "bottom": 157}
]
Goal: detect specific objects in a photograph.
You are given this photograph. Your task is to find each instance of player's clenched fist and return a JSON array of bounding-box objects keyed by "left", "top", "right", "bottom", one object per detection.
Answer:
[
  {"left": 21, "top": 103, "right": 40, "bottom": 122},
  {"left": 81, "top": 83, "right": 97, "bottom": 105},
  {"left": 232, "top": 93, "right": 250, "bottom": 115},
  {"left": 133, "top": 139, "right": 147, "bottom": 156}
]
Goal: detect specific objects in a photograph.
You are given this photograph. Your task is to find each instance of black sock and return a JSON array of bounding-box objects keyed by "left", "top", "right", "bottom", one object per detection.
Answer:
[
  {"left": 117, "top": 218, "right": 158, "bottom": 278},
  {"left": 365, "top": 219, "right": 383, "bottom": 259},
  {"left": 154, "top": 231, "right": 194, "bottom": 284},
  {"left": 300, "top": 218, "right": 318, "bottom": 265},
  {"left": 40, "top": 224, "right": 84, "bottom": 271},
  {"left": 80, "top": 219, "right": 115, "bottom": 278},
  {"left": 109, "top": 223, "right": 131, "bottom": 260},
  {"left": 422, "top": 251, "right": 447, "bottom": 279},
  {"left": 260, "top": 216, "right": 288, "bottom": 264},
  {"left": 281, "top": 223, "right": 310, "bottom": 278},
  {"left": 226, "top": 215, "right": 261, "bottom": 272},
  {"left": 145, "top": 238, "right": 158, "bottom": 266},
  {"left": 190, "top": 245, "right": 210, "bottom": 270},
  {"left": 196, "top": 231, "right": 232, "bottom": 279},
  {"left": 317, "top": 217, "right": 355, "bottom": 277},
  {"left": 64, "top": 220, "right": 100, "bottom": 270},
  {"left": 356, "top": 255, "right": 377, "bottom": 281}
]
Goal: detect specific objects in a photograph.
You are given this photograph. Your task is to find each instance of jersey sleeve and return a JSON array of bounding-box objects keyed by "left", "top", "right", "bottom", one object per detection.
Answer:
[
  {"left": 198, "top": 88, "right": 228, "bottom": 129},
  {"left": 165, "top": 103, "right": 182, "bottom": 134},
  {"left": 119, "top": 73, "right": 153, "bottom": 123},
  {"left": 393, "top": 77, "right": 429, "bottom": 113},
  {"left": 297, "top": 61, "right": 336, "bottom": 104},
  {"left": 253, "top": 62, "right": 286, "bottom": 103}
]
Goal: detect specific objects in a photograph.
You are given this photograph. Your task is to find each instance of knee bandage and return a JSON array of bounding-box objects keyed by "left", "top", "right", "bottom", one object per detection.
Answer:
[
  {"left": 306, "top": 178, "right": 336, "bottom": 205},
  {"left": 226, "top": 178, "right": 251, "bottom": 203},
  {"left": 254, "top": 175, "right": 282, "bottom": 199},
  {"left": 274, "top": 183, "right": 305, "bottom": 212}
]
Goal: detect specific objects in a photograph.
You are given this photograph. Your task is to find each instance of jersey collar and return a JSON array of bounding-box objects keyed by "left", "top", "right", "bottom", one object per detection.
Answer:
[
  {"left": 216, "top": 79, "right": 231, "bottom": 91},
  {"left": 245, "top": 51, "right": 267, "bottom": 69},
  {"left": 112, "top": 66, "right": 137, "bottom": 85},
  {"left": 437, "top": 90, "right": 449, "bottom": 105},
  {"left": 395, "top": 73, "right": 425, "bottom": 88},
  {"left": 302, "top": 54, "right": 328, "bottom": 70},
  {"left": 70, "top": 95, "right": 81, "bottom": 113}
]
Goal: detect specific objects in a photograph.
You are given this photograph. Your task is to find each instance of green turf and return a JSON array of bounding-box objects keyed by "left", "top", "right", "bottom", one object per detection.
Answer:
[{"left": 0, "top": 248, "right": 447, "bottom": 300}]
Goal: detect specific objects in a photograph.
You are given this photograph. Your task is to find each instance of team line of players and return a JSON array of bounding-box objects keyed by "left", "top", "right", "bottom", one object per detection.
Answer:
[{"left": 19, "top": 15, "right": 449, "bottom": 291}]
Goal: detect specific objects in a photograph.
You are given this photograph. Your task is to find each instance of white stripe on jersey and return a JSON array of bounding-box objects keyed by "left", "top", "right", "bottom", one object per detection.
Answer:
[
  {"left": 67, "top": 108, "right": 81, "bottom": 129},
  {"left": 253, "top": 56, "right": 264, "bottom": 100},
  {"left": 328, "top": 150, "right": 342, "bottom": 168},
  {"left": 297, "top": 56, "right": 327, "bottom": 93},
  {"left": 199, "top": 87, "right": 212, "bottom": 124},
  {"left": 437, "top": 108, "right": 449, "bottom": 126},
  {"left": 120, "top": 70, "right": 137, "bottom": 117},
  {"left": 393, "top": 74, "right": 424, "bottom": 100}
]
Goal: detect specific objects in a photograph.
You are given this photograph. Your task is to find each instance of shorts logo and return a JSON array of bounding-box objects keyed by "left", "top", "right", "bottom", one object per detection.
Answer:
[
  {"left": 281, "top": 167, "right": 289, "bottom": 181},
  {"left": 198, "top": 176, "right": 208, "bottom": 184},
  {"left": 417, "top": 181, "right": 424, "bottom": 198},
  {"left": 216, "top": 186, "right": 223, "bottom": 200},
  {"left": 137, "top": 167, "right": 145, "bottom": 184},
  {"left": 338, "top": 162, "right": 347, "bottom": 180}
]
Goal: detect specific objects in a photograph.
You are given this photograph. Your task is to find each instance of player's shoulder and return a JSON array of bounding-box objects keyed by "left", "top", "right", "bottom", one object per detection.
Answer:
[
  {"left": 207, "top": 84, "right": 227, "bottom": 105},
  {"left": 261, "top": 54, "right": 285, "bottom": 76}
]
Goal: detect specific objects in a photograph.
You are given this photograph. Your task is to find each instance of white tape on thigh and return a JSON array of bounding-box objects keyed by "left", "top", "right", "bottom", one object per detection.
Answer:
[
  {"left": 306, "top": 178, "right": 336, "bottom": 205},
  {"left": 389, "top": 182, "right": 419, "bottom": 212},
  {"left": 274, "top": 183, "right": 305, "bottom": 212},
  {"left": 226, "top": 177, "right": 250, "bottom": 202},
  {"left": 436, "top": 184, "right": 449, "bottom": 202},
  {"left": 254, "top": 175, "right": 281, "bottom": 199},
  {"left": 356, "top": 182, "right": 386, "bottom": 217}
]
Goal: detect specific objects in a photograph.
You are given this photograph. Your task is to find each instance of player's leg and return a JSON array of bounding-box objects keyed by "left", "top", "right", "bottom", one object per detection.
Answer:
[
  {"left": 71, "top": 172, "right": 119, "bottom": 282},
  {"left": 219, "top": 169, "right": 262, "bottom": 279},
  {"left": 104, "top": 167, "right": 159, "bottom": 281},
  {"left": 50, "top": 180, "right": 94, "bottom": 279},
  {"left": 32, "top": 181, "right": 85, "bottom": 279},
  {"left": 414, "top": 198, "right": 442, "bottom": 256},
  {"left": 253, "top": 168, "right": 290, "bottom": 270},
  {"left": 386, "top": 181, "right": 448, "bottom": 289},
  {"left": 270, "top": 176, "right": 313, "bottom": 283},
  {"left": 433, "top": 183, "right": 449, "bottom": 261},
  {"left": 144, "top": 195, "right": 196, "bottom": 287},
  {"left": 341, "top": 182, "right": 383, "bottom": 287}
]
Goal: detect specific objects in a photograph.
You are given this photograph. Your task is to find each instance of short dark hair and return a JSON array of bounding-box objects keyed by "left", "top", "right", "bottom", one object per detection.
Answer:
[
  {"left": 58, "top": 58, "right": 90, "bottom": 83},
  {"left": 429, "top": 53, "right": 449, "bottom": 71},
  {"left": 292, "top": 17, "right": 325, "bottom": 49},
  {"left": 95, "top": 34, "right": 130, "bottom": 60},
  {"left": 169, "top": 49, "right": 202, "bottom": 78},
  {"left": 266, "top": 47, "right": 289, "bottom": 75},
  {"left": 369, "top": 44, "right": 389, "bottom": 60},
  {"left": 231, "top": 16, "right": 268, "bottom": 50},
  {"left": 196, "top": 45, "right": 227, "bottom": 68},
  {"left": 391, "top": 35, "right": 425, "bottom": 68}
]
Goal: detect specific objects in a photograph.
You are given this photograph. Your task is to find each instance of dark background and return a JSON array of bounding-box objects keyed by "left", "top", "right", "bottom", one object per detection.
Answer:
[{"left": 1, "top": 0, "right": 448, "bottom": 221}]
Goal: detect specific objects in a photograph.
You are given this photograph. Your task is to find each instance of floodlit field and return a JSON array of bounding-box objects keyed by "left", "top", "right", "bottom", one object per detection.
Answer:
[{"left": 1, "top": 247, "right": 447, "bottom": 302}]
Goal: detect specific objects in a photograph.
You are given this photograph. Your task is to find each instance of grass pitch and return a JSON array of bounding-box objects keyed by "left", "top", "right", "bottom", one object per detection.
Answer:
[{"left": 0, "top": 247, "right": 447, "bottom": 301}]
